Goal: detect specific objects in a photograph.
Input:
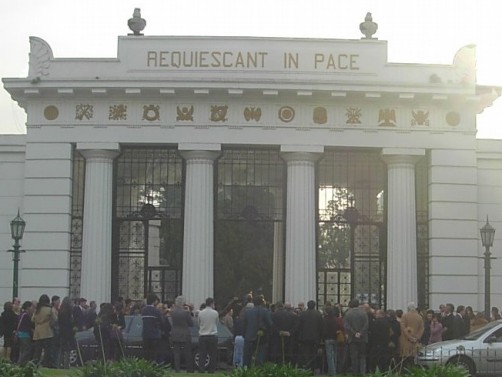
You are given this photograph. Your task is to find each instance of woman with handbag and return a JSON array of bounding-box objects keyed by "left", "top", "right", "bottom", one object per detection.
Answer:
[
  {"left": 16, "top": 301, "right": 35, "bottom": 366},
  {"left": 32, "top": 294, "right": 56, "bottom": 367}
]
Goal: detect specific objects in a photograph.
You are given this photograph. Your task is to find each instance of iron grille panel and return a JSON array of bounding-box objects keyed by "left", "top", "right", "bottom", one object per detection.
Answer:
[
  {"left": 215, "top": 148, "right": 285, "bottom": 304},
  {"left": 416, "top": 155, "right": 429, "bottom": 309},
  {"left": 113, "top": 147, "right": 184, "bottom": 302},
  {"left": 317, "top": 149, "right": 386, "bottom": 307},
  {"left": 70, "top": 150, "right": 85, "bottom": 299}
]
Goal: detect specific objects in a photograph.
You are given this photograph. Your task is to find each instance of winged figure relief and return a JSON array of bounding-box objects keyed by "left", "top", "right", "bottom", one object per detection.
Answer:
[{"left": 28, "top": 37, "right": 53, "bottom": 79}]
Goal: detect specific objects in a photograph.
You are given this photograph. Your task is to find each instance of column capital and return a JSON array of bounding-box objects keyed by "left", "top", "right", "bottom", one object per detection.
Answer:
[
  {"left": 77, "top": 143, "right": 120, "bottom": 161},
  {"left": 281, "top": 151, "right": 322, "bottom": 164},
  {"left": 381, "top": 148, "right": 425, "bottom": 165},
  {"left": 179, "top": 150, "right": 220, "bottom": 161}
]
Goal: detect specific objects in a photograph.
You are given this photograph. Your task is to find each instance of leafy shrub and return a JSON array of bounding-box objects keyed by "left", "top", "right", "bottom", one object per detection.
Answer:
[
  {"left": 406, "top": 364, "right": 470, "bottom": 377},
  {"left": 226, "top": 363, "right": 312, "bottom": 377},
  {"left": 0, "top": 359, "right": 42, "bottom": 377},
  {"left": 71, "top": 357, "right": 171, "bottom": 377},
  {"left": 114, "top": 357, "right": 171, "bottom": 377}
]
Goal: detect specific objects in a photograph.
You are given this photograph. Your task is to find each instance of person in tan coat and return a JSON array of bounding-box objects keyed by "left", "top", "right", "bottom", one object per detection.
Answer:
[
  {"left": 399, "top": 302, "right": 424, "bottom": 369},
  {"left": 32, "top": 294, "right": 56, "bottom": 367}
]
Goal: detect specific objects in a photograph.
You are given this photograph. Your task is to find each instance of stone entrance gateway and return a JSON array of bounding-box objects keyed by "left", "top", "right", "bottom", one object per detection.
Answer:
[{"left": 3, "top": 11, "right": 500, "bottom": 311}]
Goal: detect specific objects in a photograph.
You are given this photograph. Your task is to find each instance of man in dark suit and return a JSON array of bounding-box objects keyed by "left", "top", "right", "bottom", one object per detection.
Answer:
[
  {"left": 270, "top": 301, "right": 298, "bottom": 364},
  {"left": 170, "top": 296, "right": 194, "bottom": 372},
  {"left": 368, "top": 309, "right": 391, "bottom": 372},
  {"left": 73, "top": 298, "right": 87, "bottom": 331},
  {"left": 242, "top": 296, "right": 273, "bottom": 367},
  {"left": 296, "top": 300, "right": 323, "bottom": 372},
  {"left": 141, "top": 293, "right": 162, "bottom": 362}
]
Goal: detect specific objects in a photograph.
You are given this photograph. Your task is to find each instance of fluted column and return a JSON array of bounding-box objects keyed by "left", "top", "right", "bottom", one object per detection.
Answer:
[
  {"left": 180, "top": 150, "right": 219, "bottom": 308},
  {"left": 272, "top": 222, "right": 284, "bottom": 303},
  {"left": 282, "top": 152, "right": 319, "bottom": 306},
  {"left": 78, "top": 145, "right": 120, "bottom": 305},
  {"left": 382, "top": 148, "right": 425, "bottom": 311}
]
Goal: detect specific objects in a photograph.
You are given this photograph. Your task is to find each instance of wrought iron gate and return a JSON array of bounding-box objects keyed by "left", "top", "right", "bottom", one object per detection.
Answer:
[{"left": 112, "top": 147, "right": 184, "bottom": 302}]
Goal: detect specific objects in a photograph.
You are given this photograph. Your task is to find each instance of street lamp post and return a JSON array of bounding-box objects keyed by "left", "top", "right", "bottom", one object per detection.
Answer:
[
  {"left": 480, "top": 216, "right": 495, "bottom": 321},
  {"left": 8, "top": 210, "right": 26, "bottom": 299}
]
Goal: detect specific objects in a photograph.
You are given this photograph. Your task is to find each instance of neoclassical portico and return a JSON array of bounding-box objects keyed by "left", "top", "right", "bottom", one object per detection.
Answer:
[{"left": 3, "top": 23, "right": 500, "bottom": 309}]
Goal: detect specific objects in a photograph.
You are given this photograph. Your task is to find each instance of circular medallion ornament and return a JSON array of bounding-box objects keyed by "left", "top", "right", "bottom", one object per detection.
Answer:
[
  {"left": 44, "top": 105, "right": 59, "bottom": 120},
  {"left": 446, "top": 111, "right": 460, "bottom": 126},
  {"left": 278, "top": 106, "right": 295, "bottom": 123}
]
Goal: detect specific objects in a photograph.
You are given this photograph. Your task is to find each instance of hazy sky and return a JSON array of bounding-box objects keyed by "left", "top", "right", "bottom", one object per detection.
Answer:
[{"left": 1, "top": 0, "right": 501, "bottom": 137}]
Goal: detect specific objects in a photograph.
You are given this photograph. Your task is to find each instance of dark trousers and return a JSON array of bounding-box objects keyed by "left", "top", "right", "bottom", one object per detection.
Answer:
[
  {"left": 349, "top": 342, "right": 367, "bottom": 375},
  {"left": 173, "top": 341, "right": 193, "bottom": 372},
  {"left": 143, "top": 338, "right": 159, "bottom": 362},
  {"left": 298, "top": 341, "right": 318, "bottom": 372},
  {"left": 33, "top": 338, "right": 53, "bottom": 367},
  {"left": 17, "top": 338, "right": 33, "bottom": 366},
  {"left": 198, "top": 334, "right": 217, "bottom": 373}
]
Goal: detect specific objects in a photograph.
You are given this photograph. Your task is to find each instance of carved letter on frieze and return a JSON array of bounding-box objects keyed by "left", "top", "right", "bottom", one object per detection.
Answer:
[
  {"left": 313, "top": 107, "right": 327, "bottom": 124},
  {"left": 176, "top": 106, "right": 194, "bottom": 121},
  {"left": 109, "top": 104, "right": 127, "bottom": 120},
  {"left": 244, "top": 107, "right": 262, "bottom": 122},
  {"left": 143, "top": 105, "right": 160, "bottom": 121},
  {"left": 210, "top": 105, "right": 228, "bottom": 122},
  {"left": 411, "top": 110, "right": 429, "bottom": 126},
  {"left": 75, "top": 104, "right": 94, "bottom": 121},
  {"left": 378, "top": 108, "right": 396, "bottom": 127},
  {"left": 345, "top": 107, "right": 362, "bottom": 124}
]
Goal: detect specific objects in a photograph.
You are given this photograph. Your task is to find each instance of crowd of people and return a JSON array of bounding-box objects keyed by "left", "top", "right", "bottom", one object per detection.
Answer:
[{"left": 0, "top": 292, "right": 501, "bottom": 375}]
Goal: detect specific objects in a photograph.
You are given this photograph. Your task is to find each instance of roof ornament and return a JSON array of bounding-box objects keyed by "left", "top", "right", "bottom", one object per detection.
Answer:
[
  {"left": 359, "top": 12, "right": 378, "bottom": 39},
  {"left": 28, "top": 37, "right": 53, "bottom": 80},
  {"left": 128, "top": 8, "right": 146, "bottom": 36}
]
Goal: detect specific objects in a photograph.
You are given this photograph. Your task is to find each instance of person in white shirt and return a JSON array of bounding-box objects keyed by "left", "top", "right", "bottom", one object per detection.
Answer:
[{"left": 197, "top": 297, "right": 219, "bottom": 373}]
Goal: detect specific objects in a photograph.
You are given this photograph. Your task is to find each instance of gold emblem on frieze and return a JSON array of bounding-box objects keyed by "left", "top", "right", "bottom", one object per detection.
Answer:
[
  {"left": 313, "top": 107, "right": 327, "bottom": 124},
  {"left": 411, "top": 110, "right": 429, "bottom": 126},
  {"left": 278, "top": 106, "right": 295, "bottom": 123},
  {"left": 345, "top": 107, "right": 362, "bottom": 124},
  {"left": 109, "top": 104, "right": 127, "bottom": 120},
  {"left": 44, "top": 105, "right": 59, "bottom": 120},
  {"left": 378, "top": 108, "right": 396, "bottom": 127},
  {"left": 75, "top": 104, "right": 94, "bottom": 121},
  {"left": 446, "top": 111, "right": 460, "bottom": 126},
  {"left": 143, "top": 105, "right": 160, "bottom": 121},
  {"left": 176, "top": 106, "right": 194, "bottom": 121},
  {"left": 244, "top": 107, "right": 262, "bottom": 122},
  {"left": 210, "top": 105, "right": 228, "bottom": 122}
]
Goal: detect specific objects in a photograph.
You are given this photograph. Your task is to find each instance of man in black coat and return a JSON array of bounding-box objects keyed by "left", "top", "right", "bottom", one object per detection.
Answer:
[
  {"left": 368, "top": 309, "right": 391, "bottom": 372},
  {"left": 270, "top": 301, "right": 298, "bottom": 364},
  {"left": 296, "top": 300, "right": 323, "bottom": 372},
  {"left": 242, "top": 296, "right": 273, "bottom": 367}
]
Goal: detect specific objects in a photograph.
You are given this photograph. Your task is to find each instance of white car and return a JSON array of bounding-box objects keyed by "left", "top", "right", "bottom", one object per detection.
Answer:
[{"left": 417, "top": 320, "right": 502, "bottom": 376}]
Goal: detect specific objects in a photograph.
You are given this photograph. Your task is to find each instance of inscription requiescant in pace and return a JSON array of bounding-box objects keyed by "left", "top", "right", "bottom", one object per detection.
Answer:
[{"left": 146, "top": 50, "right": 360, "bottom": 71}]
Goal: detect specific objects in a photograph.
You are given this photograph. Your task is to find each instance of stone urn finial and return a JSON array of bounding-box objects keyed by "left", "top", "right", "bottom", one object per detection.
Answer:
[
  {"left": 128, "top": 8, "right": 146, "bottom": 36},
  {"left": 359, "top": 12, "right": 378, "bottom": 39}
]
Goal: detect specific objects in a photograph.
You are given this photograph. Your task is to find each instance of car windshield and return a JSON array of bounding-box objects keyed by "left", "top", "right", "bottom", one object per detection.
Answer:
[{"left": 464, "top": 321, "right": 501, "bottom": 340}]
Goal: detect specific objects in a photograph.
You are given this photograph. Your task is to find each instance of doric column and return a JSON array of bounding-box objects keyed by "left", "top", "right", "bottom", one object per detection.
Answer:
[
  {"left": 382, "top": 148, "right": 425, "bottom": 311},
  {"left": 179, "top": 145, "right": 220, "bottom": 307},
  {"left": 282, "top": 147, "right": 322, "bottom": 306},
  {"left": 78, "top": 143, "right": 120, "bottom": 305}
]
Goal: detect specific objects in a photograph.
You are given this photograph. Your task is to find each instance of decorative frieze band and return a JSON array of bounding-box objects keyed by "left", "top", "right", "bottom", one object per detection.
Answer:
[{"left": 37, "top": 101, "right": 464, "bottom": 131}]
